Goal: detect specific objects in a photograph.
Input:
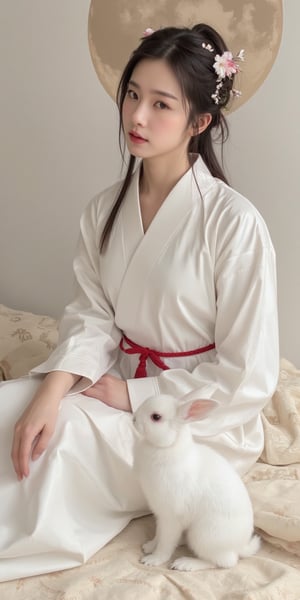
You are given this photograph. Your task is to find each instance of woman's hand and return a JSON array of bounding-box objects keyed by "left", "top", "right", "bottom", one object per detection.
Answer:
[
  {"left": 11, "top": 371, "right": 81, "bottom": 480},
  {"left": 11, "top": 394, "right": 60, "bottom": 481},
  {"left": 82, "top": 374, "right": 131, "bottom": 412}
]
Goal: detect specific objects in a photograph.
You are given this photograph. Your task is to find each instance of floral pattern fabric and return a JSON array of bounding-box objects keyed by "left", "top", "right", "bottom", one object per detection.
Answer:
[{"left": 0, "top": 304, "right": 58, "bottom": 381}]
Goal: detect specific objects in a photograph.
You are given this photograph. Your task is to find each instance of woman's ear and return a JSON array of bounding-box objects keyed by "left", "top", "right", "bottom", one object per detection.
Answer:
[{"left": 192, "top": 113, "right": 212, "bottom": 136}]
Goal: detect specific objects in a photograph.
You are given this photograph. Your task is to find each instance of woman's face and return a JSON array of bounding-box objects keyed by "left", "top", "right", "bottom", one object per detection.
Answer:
[{"left": 122, "top": 59, "right": 194, "bottom": 163}]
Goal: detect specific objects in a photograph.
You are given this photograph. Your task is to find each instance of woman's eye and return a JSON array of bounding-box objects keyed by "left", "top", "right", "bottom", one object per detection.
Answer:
[
  {"left": 155, "top": 101, "right": 168, "bottom": 110},
  {"left": 127, "top": 89, "right": 138, "bottom": 100}
]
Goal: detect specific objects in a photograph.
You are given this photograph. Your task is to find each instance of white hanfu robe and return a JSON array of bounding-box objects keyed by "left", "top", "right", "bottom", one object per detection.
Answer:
[{"left": 0, "top": 155, "right": 279, "bottom": 581}]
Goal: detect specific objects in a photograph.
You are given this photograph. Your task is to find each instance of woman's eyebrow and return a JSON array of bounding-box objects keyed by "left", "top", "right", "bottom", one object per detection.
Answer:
[{"left": 128, "top": 79, "right": 179, "bottom": 101}]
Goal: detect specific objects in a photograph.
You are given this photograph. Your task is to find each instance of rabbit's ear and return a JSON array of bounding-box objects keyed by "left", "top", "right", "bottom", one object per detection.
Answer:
[{"left": 178, "top": 399, "right": 218, "bottom": 422}]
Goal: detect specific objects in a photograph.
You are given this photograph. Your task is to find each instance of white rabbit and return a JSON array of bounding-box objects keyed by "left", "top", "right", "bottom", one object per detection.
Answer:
[{"left": 133, "top": 394, "right": 260, "bottom": 571}]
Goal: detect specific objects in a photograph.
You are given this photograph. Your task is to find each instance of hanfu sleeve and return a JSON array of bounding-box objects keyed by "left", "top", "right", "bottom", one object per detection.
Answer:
[
  {"left": 31, "top": 195, "right": 122, "bottom": 393},
  {"left": 127, "top": 207, "right": 279, "bottom": 438}
]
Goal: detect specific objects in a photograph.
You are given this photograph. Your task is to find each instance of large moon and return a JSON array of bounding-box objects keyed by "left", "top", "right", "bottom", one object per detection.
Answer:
[{"left": 88, "top": 0, "right": 283, "bottom": 112}]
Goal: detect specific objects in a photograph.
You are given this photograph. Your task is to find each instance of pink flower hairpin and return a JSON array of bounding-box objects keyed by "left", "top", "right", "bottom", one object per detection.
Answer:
[
  {"left": 213, "top": 49, "right": 245, "bottom": 79},
  {"left": 202, "top": 43, "right": 245, "bottom": 105},
  {"left": 212, "top": 49, "right": 244, "bottom": 104},
  {"left": 142, "top": 28, "right": 155, "bottom": 37}
]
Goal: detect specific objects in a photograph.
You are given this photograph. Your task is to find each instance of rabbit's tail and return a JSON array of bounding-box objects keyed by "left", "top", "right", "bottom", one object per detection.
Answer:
[{"left": 239, "top": 534, "right": 261, "bottom": 558}]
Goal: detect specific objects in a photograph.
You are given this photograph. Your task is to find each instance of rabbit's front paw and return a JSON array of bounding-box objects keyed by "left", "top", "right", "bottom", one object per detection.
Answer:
[
  {"left": 142, "top": 539, "right": 156, "bottom": 554},
  {"left": 140, "top": 553, "right": 165, "bottom": 567}
]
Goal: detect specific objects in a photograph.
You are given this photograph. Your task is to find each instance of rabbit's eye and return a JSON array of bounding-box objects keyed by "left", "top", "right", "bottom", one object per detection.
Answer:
[{"left": 151, "top": 413, "right": 162, "bottom": 422}]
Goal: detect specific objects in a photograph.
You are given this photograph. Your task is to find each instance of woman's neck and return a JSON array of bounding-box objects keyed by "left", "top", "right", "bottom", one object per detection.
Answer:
[{"left": 140, "top": 153, "right": 192, "bottom": 203}]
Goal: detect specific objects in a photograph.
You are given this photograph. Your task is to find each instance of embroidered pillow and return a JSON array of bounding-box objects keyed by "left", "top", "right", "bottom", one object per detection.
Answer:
[{"left": 0, "top": 304, "right": 58, "bottom": 380}]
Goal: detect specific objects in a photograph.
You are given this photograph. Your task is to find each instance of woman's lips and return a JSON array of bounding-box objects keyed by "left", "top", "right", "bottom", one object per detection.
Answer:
[{"left": 129, "top": 131, "right": 148, "bottom": 144}]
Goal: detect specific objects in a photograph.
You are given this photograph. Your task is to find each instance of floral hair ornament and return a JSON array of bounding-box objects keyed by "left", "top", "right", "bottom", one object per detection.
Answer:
[
  {"left": 202, "top": 42, "right": 214, "bottom": 53},
  {"left": 202, "top": 44, "right": 245, "bottom": 105},
  {"left": 142, "top": 28, "right": 155, "bottom": 37}
]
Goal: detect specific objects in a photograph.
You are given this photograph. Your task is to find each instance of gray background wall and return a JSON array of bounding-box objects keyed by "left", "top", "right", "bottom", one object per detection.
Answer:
[{"left": 0, "top": 1, "right": 299, "bottom": 364}]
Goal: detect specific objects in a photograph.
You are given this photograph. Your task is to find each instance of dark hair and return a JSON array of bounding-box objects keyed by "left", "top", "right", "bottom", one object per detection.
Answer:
[{"left": 100, "top": 23, "right": 235, "bottom": 251}]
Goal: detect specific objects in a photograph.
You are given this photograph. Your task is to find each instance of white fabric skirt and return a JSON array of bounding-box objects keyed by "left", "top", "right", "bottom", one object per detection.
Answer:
[{"left": 0, "top": 377, "right": 148, "bottom": 582}]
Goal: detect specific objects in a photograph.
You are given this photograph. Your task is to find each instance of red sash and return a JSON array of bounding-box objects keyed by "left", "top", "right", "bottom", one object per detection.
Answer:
[{"left": 119, "top": 334, "right": 215, "bottom": 378}]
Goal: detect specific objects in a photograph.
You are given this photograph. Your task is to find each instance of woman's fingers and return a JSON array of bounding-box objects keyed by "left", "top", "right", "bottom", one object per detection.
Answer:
[
  {"left": 11, "top": 429, "right": 22, "bottom": 480},
  {"left": 18, "top": 428, "right": 38, "bottom": 479},
  {"left": 31, "top": 426, "right": 53, "bottom": 461},
  {"left": 82, "top": 382, "right": 104, "bottom": 400},
  {"left": 12, "top": 424, "right": 54, "bottom": 479},
  {"left": 82, "top": 376, "right": 130, "bottom": 411},
  {"left": 12, "top": 423, "right": 39, "bottom": 479},
  {"left": 11, "top": 406, "right": 58, "bottom": 479}
]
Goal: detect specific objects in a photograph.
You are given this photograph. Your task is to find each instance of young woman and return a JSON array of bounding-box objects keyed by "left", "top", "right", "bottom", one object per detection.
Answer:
[{"left": 0, "top": 24, "right": 279, "bottom": 580}]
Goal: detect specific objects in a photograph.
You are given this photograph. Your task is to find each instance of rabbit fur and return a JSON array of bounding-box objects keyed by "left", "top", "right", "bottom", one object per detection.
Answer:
[{"left": 133, "top": 394, "right": 260, "bottom": 571}]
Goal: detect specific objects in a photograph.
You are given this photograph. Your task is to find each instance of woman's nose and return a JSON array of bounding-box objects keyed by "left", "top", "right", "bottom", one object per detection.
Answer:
[{"left": 132, "top": 102, "right": 147, "bottom": 127}]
